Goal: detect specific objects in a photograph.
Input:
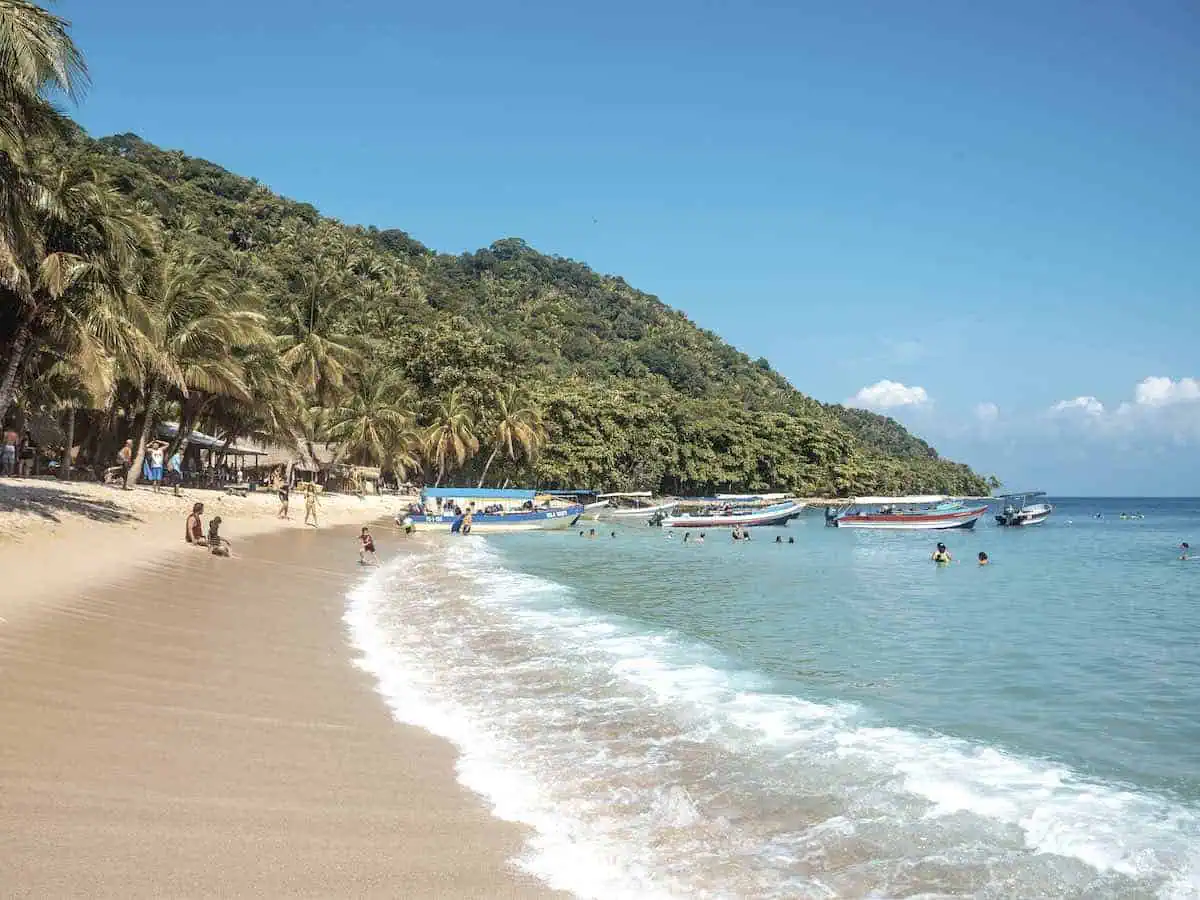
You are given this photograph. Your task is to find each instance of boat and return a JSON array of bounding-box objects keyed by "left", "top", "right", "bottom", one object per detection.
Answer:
[
  {"left": 994, "top": 492, "right": 1053, "bottom": 527},
  {"left": 661, "top": 500, "right": 807, "bottom": 529},
  {"left": 543, "top": 489, "right": 610, "bottom": 519},
  {"left": 398, "top": 487, "right": 583, "bottom": 533},
  {"left": 594, "top": 491, "right": 677, "bottom": 523},
  {"left": 827, "top": 495, "right": 988, "bottom": 530}
]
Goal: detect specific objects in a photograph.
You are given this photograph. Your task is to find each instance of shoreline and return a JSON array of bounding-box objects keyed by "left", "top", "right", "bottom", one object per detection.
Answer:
[{"left": 0, "top": 497, "right": 562, "bottom": 898}]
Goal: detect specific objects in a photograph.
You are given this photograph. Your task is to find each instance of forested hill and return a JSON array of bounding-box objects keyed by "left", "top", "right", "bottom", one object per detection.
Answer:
[{"left": 85, "top": 131, "right": 988, "bottom": 495}]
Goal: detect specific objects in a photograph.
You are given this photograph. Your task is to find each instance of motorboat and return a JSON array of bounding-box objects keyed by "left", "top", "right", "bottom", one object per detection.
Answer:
[
  {"left": 594, "top": 491, "right": 677, "bottom": 523},
  {"left": 399, "top": 487, "right": 583, "bottom": 533},
  {"left": 661, "top": 500, "right": 807, "bottom": 529},
  {"left": 994, "top": 492, "right": 1053, "bottom": 527},
  {"left": 543, "top": 489, "right": 610, "bottom": 519},
  {"left": 827, "top": 495, "right": 988, "bottom": 530}
]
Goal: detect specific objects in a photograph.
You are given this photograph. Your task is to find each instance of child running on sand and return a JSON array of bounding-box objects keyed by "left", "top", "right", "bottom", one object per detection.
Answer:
[{"left": 358, "top": 527, "right": 379, "bottom": 566}]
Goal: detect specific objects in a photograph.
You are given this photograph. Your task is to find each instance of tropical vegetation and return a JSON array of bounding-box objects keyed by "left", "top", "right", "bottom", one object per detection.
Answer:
[{"left": 0, "top": 2, "right": 992, "bottom": 496}]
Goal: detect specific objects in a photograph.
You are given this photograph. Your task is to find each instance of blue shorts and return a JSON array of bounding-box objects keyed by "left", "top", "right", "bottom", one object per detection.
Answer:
[{"left": 149, "top": 465, "right": 163, "bottom": 482}]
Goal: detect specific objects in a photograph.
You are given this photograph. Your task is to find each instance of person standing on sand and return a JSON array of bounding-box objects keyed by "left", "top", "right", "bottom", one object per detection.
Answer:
[
  {"left": 277, "top": 481, "right": 290, "bottom": 519},
  {"left": 143, "top": 439, "right": 167, "bottom": 493},
  {"left": 1, "top": 428, "right": 17, "bottom": 477},
  {"left": 304, "top": 486, "right": 319, "bottom": 527},
  {"left": 18, "top": 429, "right": 36, "bottom": 476}
]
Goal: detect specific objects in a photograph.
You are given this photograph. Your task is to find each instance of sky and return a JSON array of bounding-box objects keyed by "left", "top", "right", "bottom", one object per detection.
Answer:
[{"left": 60, "top": 0, "right": 1200, "bottom": 494}]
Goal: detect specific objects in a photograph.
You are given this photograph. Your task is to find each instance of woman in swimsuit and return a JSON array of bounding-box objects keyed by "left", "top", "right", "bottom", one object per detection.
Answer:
[{"left": 185, "top": 503, "right": 207, "bottom": 546}]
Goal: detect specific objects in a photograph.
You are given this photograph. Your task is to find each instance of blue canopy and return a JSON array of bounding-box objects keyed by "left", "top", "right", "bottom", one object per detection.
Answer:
[{"left": 421, "top": 487, "right": 537, "bottom": 500}]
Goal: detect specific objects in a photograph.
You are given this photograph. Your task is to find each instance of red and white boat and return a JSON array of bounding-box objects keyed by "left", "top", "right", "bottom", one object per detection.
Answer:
[{"left": 827, "top": 496, "right": 987, "bottom": 531}]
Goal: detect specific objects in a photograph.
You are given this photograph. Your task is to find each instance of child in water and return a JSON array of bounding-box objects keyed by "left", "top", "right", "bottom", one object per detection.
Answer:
[
  {"left": 359, "top": 526, "right": 379, "bottom": 565},
  {"left": 1182, "top": 542, "right": 1191, "bottom": 561},
  {"left": 207, "top": 516, "right": 231, "bottom": 557},
  {"left": 978, "top": 551, "right": 989, "bottom": 566},
  {"left": 931, "top": 542, "right": 951, "bottom": 563}
]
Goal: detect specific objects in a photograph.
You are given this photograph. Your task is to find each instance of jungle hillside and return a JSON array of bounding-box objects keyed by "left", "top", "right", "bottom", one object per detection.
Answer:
[{"left": 0, "top": 2, "right": 990, "bottom": 496}]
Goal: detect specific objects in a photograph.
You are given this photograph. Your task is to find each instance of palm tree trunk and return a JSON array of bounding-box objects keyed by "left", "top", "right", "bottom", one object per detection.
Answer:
[
  {"left": 60, "top": 405, "right": 75, "bottom": 480},
  {"left": 126, "top": 380, "right": 162, "bottom": 489},
  {"left": 476, "top": 445, "right": 500, "bottom": 488},
  {"left": 0, "top": 320, "right": 34, "bottom": 426}
]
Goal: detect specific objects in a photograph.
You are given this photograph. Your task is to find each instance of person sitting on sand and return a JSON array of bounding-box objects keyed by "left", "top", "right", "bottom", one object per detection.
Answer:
[
  {"left": 359, "top": 527, "right": 379, "bottom": 566},
  {"left": 207, "top": 516, "right": 231, "bottom": 557},
  {"left": 931, "top": 542, "right": 951, "bottom": 563},
  {"left": 978, "top": 551, "right": 989, "bottom": 566},
  {"left": 185, "top": 502, "right": 206, "bottom": 546}
]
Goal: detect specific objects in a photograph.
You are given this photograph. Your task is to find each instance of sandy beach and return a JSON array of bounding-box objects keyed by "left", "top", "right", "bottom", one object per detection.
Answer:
[{"left": 0, "top": 479, "right": 559, "bottom": 898}]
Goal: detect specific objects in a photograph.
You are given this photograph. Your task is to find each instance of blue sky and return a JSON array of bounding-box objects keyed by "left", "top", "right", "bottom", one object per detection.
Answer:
[{"left": 61, "top": 0, "right": 1200, "bottom": 494}]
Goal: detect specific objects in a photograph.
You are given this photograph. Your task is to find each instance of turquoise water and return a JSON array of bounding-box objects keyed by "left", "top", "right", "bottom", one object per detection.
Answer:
[{"left": 348, "top": 498, "right": 1200, "bottom": 898}]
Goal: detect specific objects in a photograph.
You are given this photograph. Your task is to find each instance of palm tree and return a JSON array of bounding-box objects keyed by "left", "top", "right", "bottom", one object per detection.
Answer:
[
  {"left": 274, "top": 272, "right": 360, "bottom": 405},
  {"left": 423, "top": 388, "right": 478, "bottom": 486},
  {"left": 476, "top": 386, "right": 545, "bottom": 487},
  {"left": 324, "top": 369, "right": 416, "bottom": 468},
  {"left": 0, "top": 161, "right": 155, "bottom": 425},
  {"left": 125, "top": 248, "right": 270, "bottom": 488},
  {"left": 0, "top": 0, "right": 88, "bottom": 289}
]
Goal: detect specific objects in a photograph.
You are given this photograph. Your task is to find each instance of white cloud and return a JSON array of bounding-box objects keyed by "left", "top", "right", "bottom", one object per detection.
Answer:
[
  {"left": 850, "top": 380, "right": 931, "bottom": 410},
  {"left": 1133, "top": 376, "right": 1200, "bottom": 408},
  {"left": 974, "top": 402, "right": 999, "bottom": 423},
  {"left": 1050, "top": 396, "right": 1105, "bottom": 416}
]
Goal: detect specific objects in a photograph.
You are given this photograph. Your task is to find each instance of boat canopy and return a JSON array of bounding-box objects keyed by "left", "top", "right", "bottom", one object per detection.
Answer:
[
  {"left": 421, "top": 487, "right": 537, "bottom": 500},
  {"left": 995, "top": 491, "right": 1047, "bottom": 500},
  {"left": 848, "top": 495, "right": 951, "bottom": 506},
  {"left": 597, "top": 491, "right": 653, "bottom": 499},
  {"left": 715, "top": 492, "right": 792, "bottom": 502},
  {"left": 543, "top": 489, "right": 597, "bottom": 497}
]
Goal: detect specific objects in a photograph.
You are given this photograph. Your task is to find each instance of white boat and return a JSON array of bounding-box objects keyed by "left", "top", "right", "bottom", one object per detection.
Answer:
[
  {"left": 661, "top": 500, "right": 807, "bottom": 529},
  {"left": 994, "top": 492, "right": 1053, "bottom": 527},
  {"left": 595, "top": 491, "right": 677, "bottom": 523},
  {"left": 400, "top": 488, "right": 583, "bottom": 533},
  {"left": 543, "top": 490, "right": 610, "bottom": 519},
  {"left": 827, "top": 496, "right": 988, "bottom": 531}
]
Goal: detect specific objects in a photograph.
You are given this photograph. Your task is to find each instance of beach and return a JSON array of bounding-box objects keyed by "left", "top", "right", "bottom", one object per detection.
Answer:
[{"left": 0, "top": 479, "right": 558, "bottom": 898}]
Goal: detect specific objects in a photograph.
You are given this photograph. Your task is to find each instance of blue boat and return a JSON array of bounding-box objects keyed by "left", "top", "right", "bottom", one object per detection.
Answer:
[{"left": 398, "top": 487, "right": 584, "bottom": 533}]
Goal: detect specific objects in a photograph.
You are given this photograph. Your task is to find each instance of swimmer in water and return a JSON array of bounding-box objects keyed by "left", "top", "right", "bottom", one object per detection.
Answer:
[
  {"left": 978, "top": 551, "right": 989, "bottom": 566},
  {"left": 931, "top": 542, "right": 951, "bottom": 563},
  {"left": 1182, "top": 542, "right": 1191, "bottom": 561}
]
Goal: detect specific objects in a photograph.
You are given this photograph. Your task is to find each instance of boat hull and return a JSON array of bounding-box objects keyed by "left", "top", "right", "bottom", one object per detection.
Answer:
[
  {"left": 995, "top": 503, "right": 1053, "bottom": 527},
  {"left": 834, "top": 505, "right": 987, "bottom": 530},
  {"left": 662, "top": 502, "right": 806, "bottom": 529},
  {"left": 404, "top": 505, "right": 583, "bottom": 533},
  {"left": 596, "top": 502, "right": 677, "bottom": 523},
  {"left": 581, "top": 500, "right": 610, "bottom": 520}
]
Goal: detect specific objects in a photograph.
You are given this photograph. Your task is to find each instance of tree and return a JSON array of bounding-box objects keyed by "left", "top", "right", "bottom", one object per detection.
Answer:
[
  {"left": 324, "top": 368, "right": 417, "bottom": 469},
  {"left": 125, "top": 247, "right": 269, "bottom": 488},
  {"left": 422, "top": 388, "right": 478, "bottom": 486},
  {"left": 274, "top": 271, "right": 360, "bottom": 405},
  {"left": 477, "top": 386, "right": 544, "bottom": 487}
]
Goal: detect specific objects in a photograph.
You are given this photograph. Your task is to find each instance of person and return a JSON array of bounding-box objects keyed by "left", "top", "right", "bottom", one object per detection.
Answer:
[
  {"left": 665, "top": 530, "right": 674, "bottom": 540},
  {"left": 579, "top": 531, "right": 585, "bottom": 537},
  {"left": 304, "top": 485, "right": 319, "bottom": 527},
  {"left": 118, "top": 439, "right": 133, "bottom": 484},
  {"left": 17, "top": 429, "right": 36, "bottom": 476},
  {"left": 277, "top": 481, "right": 290, "bottom": 519},
  {"left": 978, "top": 551, "right": 989, "bottom": 566},
  {"left": 683, "top": 532, "right": 690, "bottom": 543},
  {"left": 359, "top": 526, "right": 379, "bottom": 565},
  {"left": 788, "top": 536, "right": 795, "bottom": 544},
  {"left": 1, "top": 427, "right": 17, "bottom": 477},
  {"left": 1182, "top": 542, "right": 1191, "bottom": 561},
  {"left": 207, "top": 516, "right": 231, "bottom": 557},
  {"left": 775, "top": 535, "right": 782, "bottom": 544},
  {"left": 587, "top": 527, "right": 596, "bottom": 539},
  {"left": 167, "top": 449, "right": 183, "bottom": 495},
  {"left": 611, "top": 531, "right": 617, "bottom": 538},
  {"left": 185, "top": 502, "right": 206, "bottom": 546},
  {"left": 697, "top": 533, "right": 705, "bottom": 544},
  {"left": 145, "top": 439, "right": 167, "bottom": 493},
  {"left": 462, "top": 509, "right": 474, "bottom": 535},
  {"left": 931, "top": 542, "right": 952, "bottom": 564}
]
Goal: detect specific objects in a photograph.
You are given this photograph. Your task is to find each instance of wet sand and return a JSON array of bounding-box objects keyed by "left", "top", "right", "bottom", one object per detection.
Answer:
[{"left": 0, "top": 525, "right": 559, "bottom": 898}]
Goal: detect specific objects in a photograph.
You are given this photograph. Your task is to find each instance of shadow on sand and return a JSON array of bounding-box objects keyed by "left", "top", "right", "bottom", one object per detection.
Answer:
[{"left": 0, "top": 481, "right": 141, "bottom": 525}]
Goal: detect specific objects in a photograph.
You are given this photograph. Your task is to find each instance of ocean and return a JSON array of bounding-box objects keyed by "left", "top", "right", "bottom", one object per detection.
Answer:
[{"left": 346, "top": 498, "right": 1200, "bottom": 899}]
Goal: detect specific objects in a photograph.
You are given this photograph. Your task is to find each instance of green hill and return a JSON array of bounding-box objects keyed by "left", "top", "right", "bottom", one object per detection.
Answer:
[{"left": 83, "top": 131, "right": 989, "bottom": 496}]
